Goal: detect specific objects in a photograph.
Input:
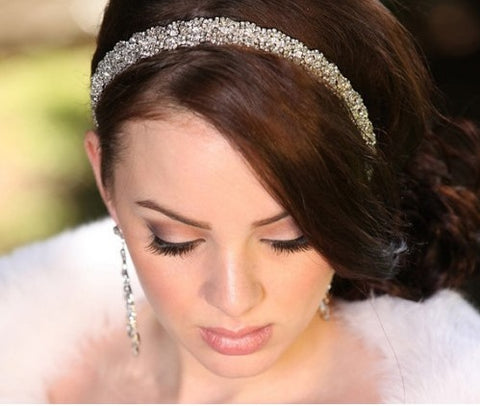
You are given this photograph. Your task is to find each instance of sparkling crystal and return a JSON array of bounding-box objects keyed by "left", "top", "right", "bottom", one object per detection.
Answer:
[{"left": 91, "top": 17, "right": 376, "bottom": 150}]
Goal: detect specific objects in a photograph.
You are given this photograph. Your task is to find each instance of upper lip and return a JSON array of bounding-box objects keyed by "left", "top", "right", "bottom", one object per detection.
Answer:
[{"left": 202, "top": 325, "right": 271, "bottom": 338}]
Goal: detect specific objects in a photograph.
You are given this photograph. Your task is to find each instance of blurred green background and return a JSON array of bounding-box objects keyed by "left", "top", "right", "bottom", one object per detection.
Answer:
[
  {"left": 0, "top": 0, "right": 479, "bottom": 276},
  {"left": 0, "top": 45, "right": 106, "bottom": 253},
  {"left": 0, "top": 0, "right": 107, "bottom": 254}
]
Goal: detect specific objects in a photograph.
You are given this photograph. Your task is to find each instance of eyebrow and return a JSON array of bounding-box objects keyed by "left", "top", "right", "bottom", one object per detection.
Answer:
[{"left": 135, "top": 200, "right": 289, "bottom": 230}]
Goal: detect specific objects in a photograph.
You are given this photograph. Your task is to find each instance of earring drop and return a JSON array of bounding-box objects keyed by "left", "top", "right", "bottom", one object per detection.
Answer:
[
  {"left": 114, "top": 226, "right": 141, "bottom": 356},
  {"left": 319, "top": 284, "right": 332, "bottom": 321}
]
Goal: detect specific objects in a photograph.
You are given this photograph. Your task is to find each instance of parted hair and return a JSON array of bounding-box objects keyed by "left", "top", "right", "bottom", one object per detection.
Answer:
[{"left": 91, "top": 0, "right": 480, "bottom": 300}]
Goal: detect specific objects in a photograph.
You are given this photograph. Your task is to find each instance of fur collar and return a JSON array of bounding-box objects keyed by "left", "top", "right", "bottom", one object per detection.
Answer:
[{"left": 1, "top": 217, "right": 479, "bottom": 402}]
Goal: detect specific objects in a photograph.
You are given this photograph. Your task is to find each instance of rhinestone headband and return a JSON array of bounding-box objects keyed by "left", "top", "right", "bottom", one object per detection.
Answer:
[{"left": 91, "top": 16, "right": 376, "bottom": 150}]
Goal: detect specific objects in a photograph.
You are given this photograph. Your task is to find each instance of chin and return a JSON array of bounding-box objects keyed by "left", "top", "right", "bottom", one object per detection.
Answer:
[{"left": 192, "top": 346, "right": 282, "bottom": 379}]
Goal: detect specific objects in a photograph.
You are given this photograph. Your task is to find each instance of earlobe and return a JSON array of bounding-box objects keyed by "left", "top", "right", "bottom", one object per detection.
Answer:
[{"left": 84, "top": 130, "right": 119, "bottom": 223}]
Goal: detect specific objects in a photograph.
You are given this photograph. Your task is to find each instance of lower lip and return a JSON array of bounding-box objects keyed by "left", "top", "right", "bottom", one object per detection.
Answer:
[{"left": 200, "top": 325, "right": 273, "bottom": 356}]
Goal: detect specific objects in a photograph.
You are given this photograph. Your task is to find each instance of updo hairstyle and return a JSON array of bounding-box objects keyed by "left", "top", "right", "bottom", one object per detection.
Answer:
[{"left": 91, "top": 0, "right": 480, "bottom": 300}]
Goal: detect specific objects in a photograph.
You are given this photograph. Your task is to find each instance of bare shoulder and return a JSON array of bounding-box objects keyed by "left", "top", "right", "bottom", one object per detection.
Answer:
[{"left": 48, "top": 301, "right": 177, "bottom": 403}]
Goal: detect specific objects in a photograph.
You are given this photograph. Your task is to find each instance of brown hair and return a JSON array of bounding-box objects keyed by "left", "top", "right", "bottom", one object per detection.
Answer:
[{"left": 91, "top": 0, "right": 480, "bottom": 300}]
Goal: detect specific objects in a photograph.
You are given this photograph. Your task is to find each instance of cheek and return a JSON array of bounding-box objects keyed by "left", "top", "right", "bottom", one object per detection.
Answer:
[
  {"left": 269, "top": 253, "right": 332, "bottom": 310},
  {"left": 127, "top": 244, "right": 199, "bottom": 319},
  {"left": 127, "top": 235, "right": 331, "bottom": 327}
]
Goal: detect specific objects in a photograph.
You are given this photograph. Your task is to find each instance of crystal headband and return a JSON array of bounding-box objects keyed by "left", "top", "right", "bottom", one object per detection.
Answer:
[{"left": 91, "top": 16, "right": 376, "bottom": 150}]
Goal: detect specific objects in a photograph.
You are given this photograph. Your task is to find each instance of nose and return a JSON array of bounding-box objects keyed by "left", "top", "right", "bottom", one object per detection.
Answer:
[{"left": 201, "top": 247, "right": 265, "bottom": 318}]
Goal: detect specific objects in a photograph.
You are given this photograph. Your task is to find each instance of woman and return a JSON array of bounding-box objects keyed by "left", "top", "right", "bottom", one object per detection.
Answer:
[{"left": 1, "top": 0, "right": 480, "bottom": 402}]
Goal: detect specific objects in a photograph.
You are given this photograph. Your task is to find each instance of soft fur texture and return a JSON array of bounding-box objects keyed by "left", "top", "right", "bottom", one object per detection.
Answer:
[{"left": 1, "top": 218, "right": 479, "bottom": 402}]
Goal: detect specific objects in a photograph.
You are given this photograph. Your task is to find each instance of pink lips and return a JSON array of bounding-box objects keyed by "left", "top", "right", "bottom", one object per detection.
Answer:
[{"left": 200, "top": 325, "right": 273, "bottom": 355}]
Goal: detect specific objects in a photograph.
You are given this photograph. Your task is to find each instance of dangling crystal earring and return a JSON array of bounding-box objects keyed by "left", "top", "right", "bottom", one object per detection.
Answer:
[
  {"left": 319, "top": 283, "right": 332, "bottom": 321},
  {"left": 113, "top": 226, "right": 141, "bottom": 356}
]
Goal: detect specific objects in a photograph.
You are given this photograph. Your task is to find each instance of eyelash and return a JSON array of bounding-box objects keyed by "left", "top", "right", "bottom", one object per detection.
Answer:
[
  {"left": 268, "top": 235, "right": 311, "bottom": 255},
  {"left": 147, "top": 236, "right": 200, "bottom": 258},
  {"left": 147, "top": 235, "right": 311, "bottom": 257}
]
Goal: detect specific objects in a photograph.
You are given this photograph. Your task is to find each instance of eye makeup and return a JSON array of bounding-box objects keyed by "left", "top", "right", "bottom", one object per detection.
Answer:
[
  {"left": 265, "top": 235, "right": 311, "bottom": 255},
  {"left": 146, "top": 233, "right": 311, "bottom": 258},
  {"left": 147, "top": 235, "right": 203, "bottom": 257},
  {"left": 143, "top": 214, "right": 312, "bottom": 259}
]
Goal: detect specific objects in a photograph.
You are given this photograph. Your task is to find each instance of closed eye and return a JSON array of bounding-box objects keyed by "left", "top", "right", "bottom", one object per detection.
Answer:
[
  {"left": 262, "top": 235, "right": 311, "bottom": 255},
  {"left": 147, "top": 235, "right": 203, "bottom": 257},
  {"left": 147, "top": 235, "right": 311, "bottom": 258}
]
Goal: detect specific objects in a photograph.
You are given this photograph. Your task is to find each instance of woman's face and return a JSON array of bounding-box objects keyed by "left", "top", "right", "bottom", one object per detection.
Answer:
[{"left": 88, "top": 111, "right": 333, "bottom": 378}]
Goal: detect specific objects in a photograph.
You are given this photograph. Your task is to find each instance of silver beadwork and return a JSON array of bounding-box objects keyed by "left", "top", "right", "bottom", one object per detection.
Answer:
[
  {"left": 91, "top": 17, "right": 376, "bottom": 151},
  {"left": 113, "top": 225, "right": 141, "bottom": 356}
]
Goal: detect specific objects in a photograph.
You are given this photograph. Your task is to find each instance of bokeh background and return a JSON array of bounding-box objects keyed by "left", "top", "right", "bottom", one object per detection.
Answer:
[
  {"left": 0, "top": 0, "right": 479, "bottom": 300},
  {"left": 0, "top": 0, "right": 107, "bottom": 253}
]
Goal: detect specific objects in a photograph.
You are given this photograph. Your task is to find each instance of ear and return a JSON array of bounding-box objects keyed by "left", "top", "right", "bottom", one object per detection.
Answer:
[{"left": 84, "top": 130, "right": 120, "bottom": 224}]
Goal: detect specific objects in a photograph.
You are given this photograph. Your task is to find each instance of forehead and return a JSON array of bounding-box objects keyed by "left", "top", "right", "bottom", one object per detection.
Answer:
[
  {"left": 119, "top": 112, "right": 239, "bottom": 180},
  {"left": 115, "top": 112, "right": 283, "bottom": 218}
]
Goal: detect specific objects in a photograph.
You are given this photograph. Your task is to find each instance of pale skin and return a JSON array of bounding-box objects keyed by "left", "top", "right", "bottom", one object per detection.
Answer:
[{"left": 49, "top": 111, "right": 382, "bottom": 403}]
